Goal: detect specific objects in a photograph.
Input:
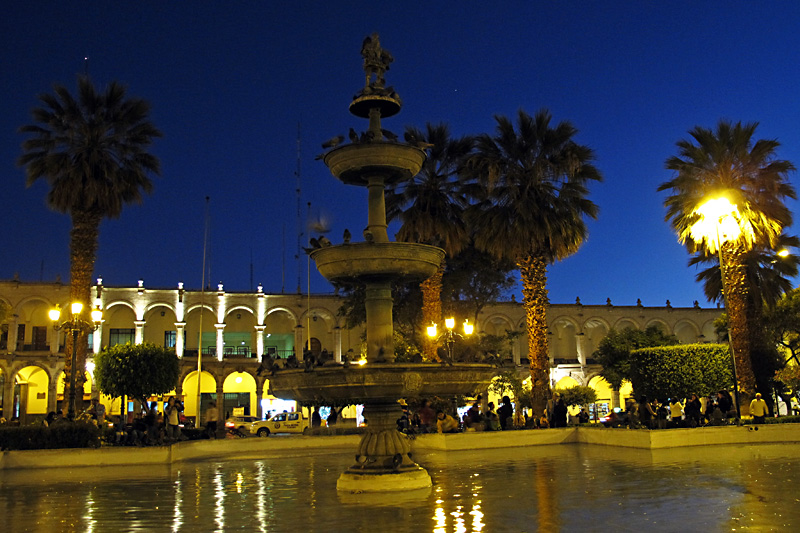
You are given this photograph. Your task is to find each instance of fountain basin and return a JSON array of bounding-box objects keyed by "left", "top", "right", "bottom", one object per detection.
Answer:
[
  {"left": 311, "top": 242, "right": 444, "bottom": 283},
  {"left": 323, "top": 142, "right": 426, "bottom": 186},
  {"left": 268, "top": 364, "right": 497, "bottom": 404}
]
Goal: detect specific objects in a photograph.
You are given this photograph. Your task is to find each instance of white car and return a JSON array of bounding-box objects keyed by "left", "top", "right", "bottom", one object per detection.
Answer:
[
  {"left": 225, "top": 415, "right": 260, "bottom": 434},
  {"left": 249, "top": 412, "right": 309, "bottom": 437}
]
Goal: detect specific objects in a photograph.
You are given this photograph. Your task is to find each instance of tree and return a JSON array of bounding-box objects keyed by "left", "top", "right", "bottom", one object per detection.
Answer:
[
  {"left": 553, "top": 385, "right": 597, "bottom": 408},
  {"left": 765, "top": 287, "right": 800, "bottom": 366},
  {"left": 629, "top": 344, "right": 734, "bottom": 400},
  {"left": 594, "top": 326, "right": 680, "bottom": 393},
  {"left": 442, "top": 244, "right": 516, "bottom": 322},
  {"left": 18, "top": 77, "right": 161, "bottom": 410},
  {"left": 94, "top": 343, "right": 179, "bottom": 408},
  {"left": 660, "top": 120, "right": 796, "bottom": 398},
  {"left": 489, "top": 370, "right": 532, "bottom": 408},
  {"left": 689, "top": 234, "right": 799, "bottom": 311},
  {"left": 387, "top": 123, "right": 473, "bottom": 360},
  {"left": 465, "top": 109, "right": 602, "bottom": 415}
]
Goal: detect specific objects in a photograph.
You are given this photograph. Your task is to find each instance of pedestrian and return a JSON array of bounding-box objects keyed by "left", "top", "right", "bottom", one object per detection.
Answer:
[
  {"left": 418, "top": 399, "right": 436, "bottom": 433},
  {"left": 497, "top": 396, "right": 513, "bottom": 430},
  {"left": 749, "top": 393, "right": 769, "bottom": 424},
  {"left": 205, "top": 401, "right": 219, "bottom": 438},
  {"left": 553, "top": 398, "right": 568, "bottom": 428},
  {"left": 311, "top": 406, "right": 322, "bottom": 428},
  {"left": 165, "top": 396, "right": 181, "bottom": 441}
]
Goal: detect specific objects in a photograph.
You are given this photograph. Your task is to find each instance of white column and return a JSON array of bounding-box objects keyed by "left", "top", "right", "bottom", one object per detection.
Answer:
[
  {"left": 294, "top": 325, "right": 304, "bottom": 361},
  {"left": 93, "top": 322, "right": 103, "bottom": 354},
  {"left": 134, "top": 320, "right": 145, "bottom": 344},
  {"left": 7, "top": 315, "right": 18, "bottom": 354},
  {"left": 215, "top": 323, "right": 225, "bottom": 362},
  {"left": 333, "top": 326, "right": 342, "bottom": 363},
  {"left": 575, "top": 333, "right": 586, "bottom": 367},
  {"left": 255, "top": 325, "right": 266, "bottom": 359},
  {"left": 175, "top": 322, "right": 186, "bottom": 357}
]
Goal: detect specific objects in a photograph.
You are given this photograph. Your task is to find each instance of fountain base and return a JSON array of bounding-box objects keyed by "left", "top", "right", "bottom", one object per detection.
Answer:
[{"left": 337, "top": 465, "right": 432, "bottom": 492}]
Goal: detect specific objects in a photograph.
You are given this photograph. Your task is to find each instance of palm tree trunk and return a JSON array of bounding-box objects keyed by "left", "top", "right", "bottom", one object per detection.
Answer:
[
  {"left": 66, "top": 209, "right": 102, "bottom": 415},
  {"left": 420, "top": 261, "right": 445, "bottom": 361},
  {"left": 721, "top": 242, "right": 756, "bottom": 399},
  {"left": 518, "top": 254, "right": 551, "bottom": 417}
]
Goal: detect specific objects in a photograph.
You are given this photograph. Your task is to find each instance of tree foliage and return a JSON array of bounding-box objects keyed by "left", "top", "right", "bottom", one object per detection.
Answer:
[
  {"left": 94, "top": 343, "right": 179, "bottom": 404},
  {"left": 593, "top": 326, "right": 680, "bottom": 390},
  {"left": 489, "top": 370, "right": 531, "bottom": 408},
  {"left": 629, "top": 344, "right": 733, "bottom": 400},
  {"left": 553, "top": 385, "right": 597, "bottom": 407}
]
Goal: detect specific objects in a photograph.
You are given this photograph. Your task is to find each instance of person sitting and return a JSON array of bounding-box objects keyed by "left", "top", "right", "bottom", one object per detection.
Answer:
[
  {"left": 436, "top": 410, "right": 459, "bottom": 433},
  {"left": 485, "top": 402, "right": 500, "bottom": 431}
]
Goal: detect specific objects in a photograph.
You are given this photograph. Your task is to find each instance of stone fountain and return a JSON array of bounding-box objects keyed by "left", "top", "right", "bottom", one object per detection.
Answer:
[{"left": 269, "top": 34, "right": 496, "bottom": 492}]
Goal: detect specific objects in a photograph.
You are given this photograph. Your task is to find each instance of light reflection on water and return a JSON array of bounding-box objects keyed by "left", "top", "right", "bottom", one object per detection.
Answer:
[{"left": 0, "top": 444, "right": 798, "bottom": 532}]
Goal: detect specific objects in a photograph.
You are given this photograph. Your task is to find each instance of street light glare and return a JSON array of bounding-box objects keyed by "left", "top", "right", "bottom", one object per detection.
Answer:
[
  {"left": 689, "top": 196, "right": 750, "bottom": 252},
  {"left": 71, "top": 302, "right": 83, "bottom": 315},
  {"left": 445, "top": 317, "right": 455, "bottom": 330}
]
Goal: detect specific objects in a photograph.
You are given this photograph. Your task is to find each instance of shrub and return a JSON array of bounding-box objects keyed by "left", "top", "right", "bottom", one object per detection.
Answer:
[
  {"left": 0, "top": 422, "right": 101, "bottom": 451},
  {"left": 629, "top": 343, "right": 733, "bottom": 399}
]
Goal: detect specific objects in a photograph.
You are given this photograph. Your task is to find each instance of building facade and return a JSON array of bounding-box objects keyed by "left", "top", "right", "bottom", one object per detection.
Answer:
[{"left": 0, "top": 279, "right": 721, "bottom": 423}]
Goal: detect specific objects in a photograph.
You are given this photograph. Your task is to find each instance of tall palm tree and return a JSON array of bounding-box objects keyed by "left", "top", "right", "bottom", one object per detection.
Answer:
[
  {"left": 465, "top": 109, "right": 602, "bottom": 415},
  {"left": 19, "top": 77, "right": 161, "bottom": 411},
  {"left": 386, "top": 123, "right": 473, "bottom": 361},
  {"left": 689, "top": 234, "right": 800, "bottom": 311},
  {"left": 659, "top": 120, "right": 796, "bottom": 397}
]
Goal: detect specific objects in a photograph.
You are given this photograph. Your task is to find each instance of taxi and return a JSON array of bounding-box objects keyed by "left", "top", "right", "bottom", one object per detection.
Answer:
[{"left": 249, "top": 412, "right": 309, "bottom": 437}]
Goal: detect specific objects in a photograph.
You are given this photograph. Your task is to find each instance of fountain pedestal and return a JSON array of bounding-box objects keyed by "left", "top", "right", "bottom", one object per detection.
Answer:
[{"left": 269, "top": 34, "right": 497, "bottom": 493}]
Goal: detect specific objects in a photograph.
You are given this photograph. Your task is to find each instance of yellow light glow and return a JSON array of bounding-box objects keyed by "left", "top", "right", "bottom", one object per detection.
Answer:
[
  {"left": 689, "top": 196, "right": 750, "bottom": 252},
  {"left": 463, "top": 320, "right": 474, "bottom": 336},
  {"left": 427, "top": 323, "right": 438, "bottom": 338},
  {"left": 91, "top": 307, "right": 103, "bottom": 323},
  {"left": 357, "top": 359, "right": 367, "bottom": 366},
  {"left": 49, "top": 308, "right": 61, "bottom": 322},
  {"left": 71, "top": 302, "right": 83, "bottom": 315},
  {"left": 445, "top": 317, "right": 455, "bottom": 330},
  {"left": 777, "top": 249, "right": 790, "bottom": 257}
]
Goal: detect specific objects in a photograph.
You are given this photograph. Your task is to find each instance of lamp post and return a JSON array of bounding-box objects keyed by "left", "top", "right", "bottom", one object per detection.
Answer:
[
  {"left": 691, "top": 196, "right": 743, "bottom": 419},
  {"left": 426, "top": 317, "right": 474, "bottom": 362},
  {"left": 50, "top": 302, "right": 103, "bottom": 420}
]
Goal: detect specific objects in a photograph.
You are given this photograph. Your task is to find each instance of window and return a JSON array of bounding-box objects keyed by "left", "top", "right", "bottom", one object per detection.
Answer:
[
  {"left": 31, "top": 326, "right": 47, "bottom": 351},
  {"left": 109, "top": 328, "right": 135, "bottom": 346},
  {"left": 164, "top": 330, "right": 177, "bottom": 348}
]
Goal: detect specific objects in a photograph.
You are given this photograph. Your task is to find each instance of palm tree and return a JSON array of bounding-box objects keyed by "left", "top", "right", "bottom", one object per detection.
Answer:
[
  {"left": 659, "top": 120, "right": 796, "bottom": 397},
  {"left": 19, "top": 77, "right": 161, "bottom": 411},
  {"left": 386, "top": 123, "right": 473, "bottom": 361},
  {"left": 689, "top": 234, "right": 800, "bottom": 311},
  {"left": 465, "top": 109, "right": 602, "bottom": 415}
]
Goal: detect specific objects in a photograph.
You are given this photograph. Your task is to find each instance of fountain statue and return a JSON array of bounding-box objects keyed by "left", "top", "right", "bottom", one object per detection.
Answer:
[{"left": 268, "top": 34, "right": 497, "bottom": 493}]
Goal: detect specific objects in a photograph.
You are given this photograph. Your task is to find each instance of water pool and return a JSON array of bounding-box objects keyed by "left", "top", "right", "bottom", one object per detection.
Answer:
[{"left": 0, "top": 444, "right": 797, "bottom": 532}]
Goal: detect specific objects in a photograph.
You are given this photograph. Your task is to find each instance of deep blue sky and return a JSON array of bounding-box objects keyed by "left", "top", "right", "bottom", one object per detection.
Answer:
[{"left": 2, "top": 2, "right": 799, "bottom": 307}]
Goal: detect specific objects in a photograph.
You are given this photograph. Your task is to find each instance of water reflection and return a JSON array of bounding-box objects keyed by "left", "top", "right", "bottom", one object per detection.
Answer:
[{"left": 0, "top": 444, "right": 798, "bottom": 532}]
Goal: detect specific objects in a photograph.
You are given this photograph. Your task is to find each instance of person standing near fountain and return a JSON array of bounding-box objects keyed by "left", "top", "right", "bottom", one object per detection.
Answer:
[{"left": 498, "top": 395, "right": 513, "bottom": 430}]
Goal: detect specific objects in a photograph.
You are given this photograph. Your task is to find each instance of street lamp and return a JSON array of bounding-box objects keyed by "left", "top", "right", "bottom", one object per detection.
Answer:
[
  {"left": 690, "top": 195, "right": 743, "bottom": 418},
  {"left": 50, "top": 302, "right": 103, "bottom": 420},
  {"left": 427, "top": 317, "right": 474, "bottom": 362}
]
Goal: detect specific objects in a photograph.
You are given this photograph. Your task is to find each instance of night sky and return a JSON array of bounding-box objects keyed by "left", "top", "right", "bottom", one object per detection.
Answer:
[{"left": 3, "top": 2, "right": 799, "bottom": 308}]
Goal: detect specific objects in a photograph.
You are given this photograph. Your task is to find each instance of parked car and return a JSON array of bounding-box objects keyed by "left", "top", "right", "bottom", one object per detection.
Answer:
[
  {"left": 249, "top": 412, "right": 308, "bottom": 437},
  {"left": 599, "top": 409, "right": 629, "bottom": 428},
  {"left": 225, "top": 415, "right": 260, "bottom": 435}
]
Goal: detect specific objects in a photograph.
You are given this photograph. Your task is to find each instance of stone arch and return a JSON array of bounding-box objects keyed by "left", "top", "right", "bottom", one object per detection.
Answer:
[
  {"left": 264, "top": 308, "right": 299, "bottom": 358},
  {"left": 266, "top": 306, "right": 299, "bottom": 323},
  {"left": 225, "top": 305, "right": 256, "bottom": 320},
  {"left": 143, "top": 303, "right": 179, "bottom": 346},
  {"left": 554, "top": 375, "right": 580, "bottom": 389},
  {"left": 700, "top": 319, "right": 719, "bottom": 343},
  {"left": 644, "top": 318, "right": 670, "bottom": 333},
  {"left": 612, "top": 318, "right": 640, "bottom": 331},
  {"left": 582, "top": 317, "right": 610, "bottom": 359},
  {"left": 181, "top": 369, "right": 218, "bottom": 420},
  {"left": 222, "top": 370, "right": 258, "bottom": 418},
  {"left": 183, "top": 305, "right": 218, "bottom": 355},
  {"left": 549, "top": 317, "right": 579, "bottom": 362},
  {"left": 673, "top": 319, "right": 701, "bottom": 344},
  {"left": 143, "top": 300, "right": 177, "bottom": 316},
  {"left": 481, "top": 313, "right": 515, "bottom": 335},
  {"left": 12, "top": 364, "right": 52, "bottom": 421}
]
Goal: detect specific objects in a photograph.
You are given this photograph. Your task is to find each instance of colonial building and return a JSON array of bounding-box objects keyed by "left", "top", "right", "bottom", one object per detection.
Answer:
[{"left": 0, "top": 279, "right": 721, "bottom": 423}]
